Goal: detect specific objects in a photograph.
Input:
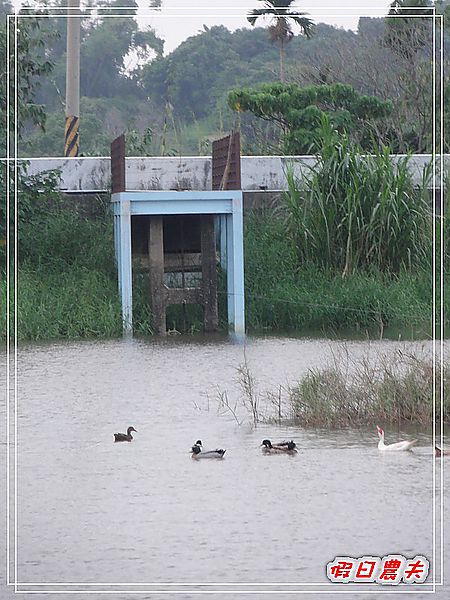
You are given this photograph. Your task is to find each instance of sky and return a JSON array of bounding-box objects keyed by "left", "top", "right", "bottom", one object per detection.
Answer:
[
  {"left": 13, "top": 1, "right": 395, "bottom": 55},
  {"left": 135, "top": 1, "right": 394, "bottom": 54}
]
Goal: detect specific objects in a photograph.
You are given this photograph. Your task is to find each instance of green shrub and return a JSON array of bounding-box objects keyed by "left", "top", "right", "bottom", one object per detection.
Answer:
[{"left": 284, "top": 118, "right": 432, "bottom": 275}]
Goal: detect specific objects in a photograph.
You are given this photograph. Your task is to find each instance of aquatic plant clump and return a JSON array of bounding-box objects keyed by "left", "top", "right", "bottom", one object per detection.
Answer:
[
  {"left": 289, "top": 349, "right": 449, "bottom": 428},
  {"left": 213, "top": 346, "right": 447, "bottom": 429}
]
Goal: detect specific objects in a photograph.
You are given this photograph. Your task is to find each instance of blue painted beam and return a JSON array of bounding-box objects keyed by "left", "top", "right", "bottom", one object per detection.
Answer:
[
  {"left": 230, "top": 195, "right": 245, "bottom": 336},
  {"left": 130, "top": 200, "right": 233, "bottom": 216}
]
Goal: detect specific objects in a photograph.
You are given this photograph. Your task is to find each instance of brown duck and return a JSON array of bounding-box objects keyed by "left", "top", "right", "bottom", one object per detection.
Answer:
[
  {"left": 261, "top": 439, "right": 298, "bottom": 454},
  {"left": 114, "top": 426, "right": 137, "bottom": 442},
  {"left": 435, "top": 445, "right": 450, "bottom": 457}
]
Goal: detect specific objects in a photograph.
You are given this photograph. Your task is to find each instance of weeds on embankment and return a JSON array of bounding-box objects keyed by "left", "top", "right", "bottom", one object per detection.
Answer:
[
  {"left": 2, "top": 202, "right": 134, "bottom": 341},
  {"left": 284, "top": 120, "right": 432, "bottom": 276},
  {"left": 243, "top": 124, "right": 443, "bottom": 336}
]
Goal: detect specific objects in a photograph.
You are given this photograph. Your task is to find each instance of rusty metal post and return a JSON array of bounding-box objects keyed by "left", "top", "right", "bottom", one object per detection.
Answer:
[{"left": 111, "top": 135, "right": 126, "bottom": 193}]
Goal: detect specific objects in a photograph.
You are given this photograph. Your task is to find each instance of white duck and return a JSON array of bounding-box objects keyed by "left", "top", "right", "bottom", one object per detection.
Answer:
[{"left": 376, "top": 426, "right": 417, "bottom": 452}]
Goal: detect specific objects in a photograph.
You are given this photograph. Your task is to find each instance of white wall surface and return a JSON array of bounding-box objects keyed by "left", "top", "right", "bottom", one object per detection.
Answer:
[{"left": 21, "top": 154, "right": 442, "bottom": 193}]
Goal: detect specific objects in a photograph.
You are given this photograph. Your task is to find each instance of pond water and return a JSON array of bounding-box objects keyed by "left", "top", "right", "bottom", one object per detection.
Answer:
[{"left": 0, "top": 335, "right": 448, "bottom": 600}]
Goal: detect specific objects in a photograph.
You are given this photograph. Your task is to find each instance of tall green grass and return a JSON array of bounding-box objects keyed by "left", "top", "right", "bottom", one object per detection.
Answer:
[
  {"left": 244, "top": 210, "right": 437, "bottom": 335},
  {"left": 284, "top": 119, "right": 432, "bottom": 275},
  {"left": 15, "top": 267, "right": 122, "bottom": 340},
  {"left": 10, "top": 205, "right": 123, "bottom": 341}
]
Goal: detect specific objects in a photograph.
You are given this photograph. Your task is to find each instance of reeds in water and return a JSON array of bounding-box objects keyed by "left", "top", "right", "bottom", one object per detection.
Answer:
[{"left": 289, "top": 347, "right": 448, "bottom": 428}]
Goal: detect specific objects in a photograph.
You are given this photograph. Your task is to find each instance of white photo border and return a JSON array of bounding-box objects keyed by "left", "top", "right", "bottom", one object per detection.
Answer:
[{"left": 5, "top": 4, "right": 445, "bottom": 595}]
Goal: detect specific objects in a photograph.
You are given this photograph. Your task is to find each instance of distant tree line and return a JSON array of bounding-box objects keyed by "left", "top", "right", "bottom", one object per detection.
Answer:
[{"left": 1, "top": 0, "right": 449, "bottom": 157}]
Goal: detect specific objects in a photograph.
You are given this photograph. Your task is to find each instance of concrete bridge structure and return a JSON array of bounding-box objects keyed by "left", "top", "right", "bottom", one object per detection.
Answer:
[
  {"left": 17, "top": 152, "right": 446, "bottom": 338},
  {"left": 22, "top": 154, "right": 444, "bottom": 194}
]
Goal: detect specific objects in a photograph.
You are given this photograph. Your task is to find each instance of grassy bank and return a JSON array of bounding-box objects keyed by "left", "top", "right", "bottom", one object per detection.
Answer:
[
  {"left": 244, "top": 210, "right": 437, "bottom": 336},
  {"left": 1, "top": 200, "right": 154, "bottom": 341},
  {"left": 1, "top": 206, "right": 120, "bottom": 341},
  {"left": 0, "top": 188, "right": 444, "bottom": 342},
  {"left": 0, "top": 206, "right": 440, "bottom": 342},
  {"left": 244, "top": 125, "right": 442, "bottom": 337}
]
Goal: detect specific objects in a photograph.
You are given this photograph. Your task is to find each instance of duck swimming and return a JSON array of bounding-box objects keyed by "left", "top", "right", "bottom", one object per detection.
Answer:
[
  {"left": 191, "top": 440, "right": 226, "bottom": 459},
  {"left": 114, "top": 426, "right": 137, "bottom": 442},
  {"left": 261, "top": 439, "right": 298, "bottom": 454},
  {"left": 435, "top": 445, "right": 450, "bottom": 457},
  {"left": 376, "top": 425, "right": 416, "bottom": 452}
]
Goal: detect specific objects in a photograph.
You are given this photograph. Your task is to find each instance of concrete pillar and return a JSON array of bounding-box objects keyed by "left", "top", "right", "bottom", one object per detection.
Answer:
[
  {"left": 218, "top": 214, "right": 227, "bottom": 266},
  {"left": 201, "top": 216, "right": 218, "bottom": 332},
  {"left": 114, "top": 213, "right": 122, "bottom": 294},
  {"left": 226, "top": 194, "right": 245, "bottom": 336},
  {"left": 226, "top": 214, "right": 235, "bottom": 327},
  {"left": 119, "top": 200, "right": 132, "bottom": 333},
  {"left": 148, "top": 217, "right": 166, "bottom": 336}
]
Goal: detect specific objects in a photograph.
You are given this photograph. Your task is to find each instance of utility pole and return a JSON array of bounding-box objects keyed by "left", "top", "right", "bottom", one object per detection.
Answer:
[{"left": 65, "top": 0, "right": 80, "bottom": 156}]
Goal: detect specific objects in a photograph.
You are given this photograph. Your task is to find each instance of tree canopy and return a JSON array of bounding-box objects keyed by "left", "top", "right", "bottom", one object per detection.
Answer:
[
  {"left": 228, "top": 82, "right": 393, "bottom": 153},
  {"left": 10, "top": 2, "right": 447, "bottom": 157}
]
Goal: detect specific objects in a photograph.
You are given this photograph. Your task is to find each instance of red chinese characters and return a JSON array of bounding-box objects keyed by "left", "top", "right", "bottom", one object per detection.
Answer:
[
  {"left": 327, "top": 558, "right": 355, "bottom": 583},
  {"left": 326, "top": 555, "right": 429, "bottom": 585},
  {"left": 403, "top": 556, "right": 429, "bottom": 583},
  {"left": 354, "top": 557, "right": 380, "bottom": 582},
  {"left": 376, "top": 555, "right": 405, "bottom": 585}
]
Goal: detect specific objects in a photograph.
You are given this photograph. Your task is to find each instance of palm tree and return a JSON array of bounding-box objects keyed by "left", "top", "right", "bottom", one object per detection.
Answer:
[{"left": 247, "top": 0, "right": 314, "bottom": 82}]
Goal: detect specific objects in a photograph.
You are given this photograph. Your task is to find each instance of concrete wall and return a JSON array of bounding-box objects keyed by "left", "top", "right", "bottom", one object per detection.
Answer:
[{"left": 21, "top": 154, "right": 444, "bottom": 193}]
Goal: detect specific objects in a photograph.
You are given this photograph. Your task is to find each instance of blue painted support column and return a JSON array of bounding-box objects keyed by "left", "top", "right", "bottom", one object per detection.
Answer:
[
  {"left": 226, "top": 193, "right": 245, "bottom": 337},
  {"left": 113, "top": 211, "right": 120, "bottom": 286},
  {"left": 226, "top": 214, "right": 235, "bottom": 328},
  {"left": 119, "top": 199, "right": 133, "bottom": 334}
]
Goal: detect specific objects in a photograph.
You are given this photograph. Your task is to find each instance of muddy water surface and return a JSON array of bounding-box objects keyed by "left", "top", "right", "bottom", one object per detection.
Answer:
[{"left": 0, "top": 335, "right": 448, "bottom": 599}]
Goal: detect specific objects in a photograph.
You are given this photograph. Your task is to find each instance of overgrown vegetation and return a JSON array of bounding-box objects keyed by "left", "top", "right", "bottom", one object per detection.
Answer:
[
  {"left": 289, "top": 347, "right": 449, "bottom": 427},
  {"left": 211, "top": 345, "right": 448, "bottom": 428},
  {"left": 244, "top": 209, "right": 437, "bottom": 335},
  {"left": 283, "top": 119, "right": 431, "bottom": 275},
  {"left": 8, "top": 192, "right": 122, "bottom": 340},
  {"left": 4, "top": 186, "right": 185, "bottom": 340}
]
